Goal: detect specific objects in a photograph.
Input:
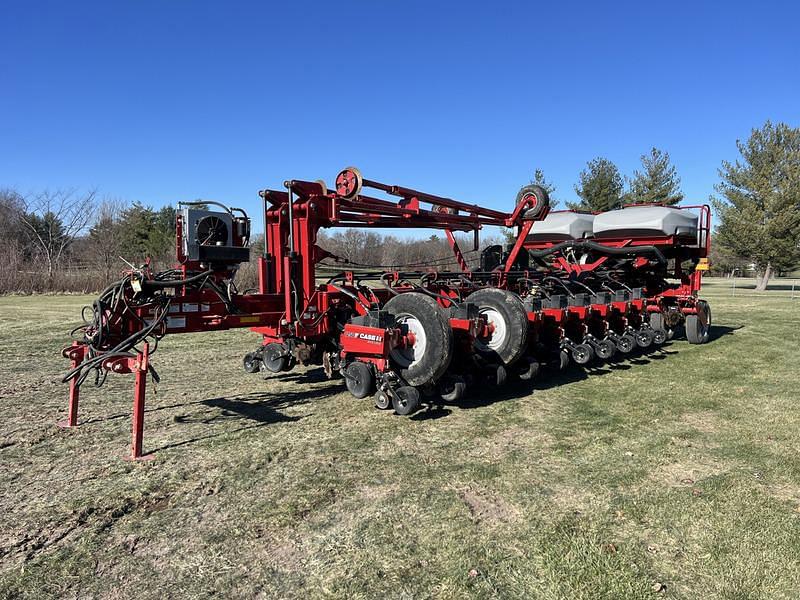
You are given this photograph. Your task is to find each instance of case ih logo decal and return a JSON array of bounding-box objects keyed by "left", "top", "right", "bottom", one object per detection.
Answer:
[{"left": 345, "top": 331, "right": 383, "bottom": 342}]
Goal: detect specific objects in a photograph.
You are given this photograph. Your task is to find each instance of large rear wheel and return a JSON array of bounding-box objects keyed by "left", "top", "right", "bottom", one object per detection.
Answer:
[
  {"left": 383, "top": 293, "right": 453, "bottom": 387},
  {"left": 465, "top": 287, "right": 529, "bottom": 366}
]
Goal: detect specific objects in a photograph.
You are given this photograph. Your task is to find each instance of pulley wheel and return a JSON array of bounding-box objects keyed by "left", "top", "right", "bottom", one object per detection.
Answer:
[{"left": 335, "top": 166, "right": 363, "bottom": 199}]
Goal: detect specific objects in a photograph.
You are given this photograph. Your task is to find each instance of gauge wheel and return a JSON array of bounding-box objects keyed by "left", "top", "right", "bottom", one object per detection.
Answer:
[
  {"left": 345, "top": 361, "right": 374, "bottom": 399},
  {"left": 686, "top": 300, "right": 711, "bottom": 344},
  {"left": 393, "top": 386, "right": 421, "bottom": 416}
]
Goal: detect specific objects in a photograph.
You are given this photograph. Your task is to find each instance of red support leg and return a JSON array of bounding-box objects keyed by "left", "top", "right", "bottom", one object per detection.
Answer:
[
  {"left": 125, "top": 343, "right": 154, "bottom": 461},
  {"left": 58, "top": 342, "right": 85, "bottom": 428}
]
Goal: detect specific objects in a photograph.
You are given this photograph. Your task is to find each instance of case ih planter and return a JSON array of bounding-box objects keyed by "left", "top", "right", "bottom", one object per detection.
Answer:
[{"left": 60, "top": 168, "right": 711, "bottom": 459}]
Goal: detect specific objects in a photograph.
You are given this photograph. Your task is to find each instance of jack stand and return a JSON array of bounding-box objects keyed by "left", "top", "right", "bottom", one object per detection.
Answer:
[
  {"left": 115, "top": 343, "right": 155, "bottom": 462},
  {"left": 58, "top": 342, "right": 86, "bottom": 428}
]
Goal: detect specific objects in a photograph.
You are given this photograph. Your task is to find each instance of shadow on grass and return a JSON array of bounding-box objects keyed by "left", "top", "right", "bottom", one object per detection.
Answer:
[
  {"left": 708, "top": 324, "right": 741, "bottom": 342},
  {"left": 149, "top": 387, "right": 334, "bottom": 453},
  {"left": 418, "top": 342, "right": 687, "bottom": 417}
]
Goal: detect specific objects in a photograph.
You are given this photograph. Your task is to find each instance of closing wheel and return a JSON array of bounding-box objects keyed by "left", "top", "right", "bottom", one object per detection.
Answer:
[
  {"left": 466, "top": 288, "right": 529, "bottom": 366},
  {"left": 652, "top": 328, "right": 667, "bottom": 345},
  {"left": 616, "top": 335, "right": 635, "bottom": 354},
  {"left": 634, "top": 329, "right": 655, "bottom": 348},
  {"left": 571, "top": 343, "right": 595, "bottom": 365},
  {"left": 384, "top": 293, "right": 453, "bottom": 387},
  {"left": 518, "top": 357, "right": 540, "bottom": 381},
  {"left": 375, "top": 389, "right": 392, "bottom": 410},
  {"left": 243, "top": 352, "right": 261, "bottom": 373},
  {"left": 439, "top": 376, "right": 467, "bottom": 402},
  {"left": 262, "top": 343, "right": 289, "bottom": 373},
  {"left": 686, "top": 300, "right": 711, "bottom": 344},
  {"left": 345, "top": 361, "right": 374, "bottom": 399},
  {"left": 393, "top": 386, "right": 421, "bottom": 416},
  {"left": 595, "top": 339, "right": 616, "bottom": 360},
  {"left": 558, "top": 349, "right": 570, "bottom": 370}
]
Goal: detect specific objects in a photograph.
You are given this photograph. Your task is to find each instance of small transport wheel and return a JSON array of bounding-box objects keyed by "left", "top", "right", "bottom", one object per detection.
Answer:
[
  {"left": 393, "top": 386, "right": 421, "bottom": 416},
  {"left": 571, "top": 343, "right": 594, "bottom": 365},
  {"left": 243, "top": 352, "right": 261, "bottom": 373},
  {"left": 345, "top": 361, "right": 374, "bottom": 399},
  {"left": 634, "top": 329, "right": 654, "bottom": 348},
  {"left": 383, "top": 293, "right": 453, "bottom": 387},
  {"left": 686, "top": 300, "right": 711, "bottom": 344},
  {"left": 616, "top": 334, "right": 635, "bottom": 354},
  {"left": 374, "top": 389, "right": 392, "bottom": 410},
  {"left": 439, "top": 376, "right": 467, "bottom": 402},
  {"left": 262, "top": 342, "right": 289, "bottom": 373},
  {"left": 518, "top": 357, "right": 540, "bottom": 381},
  {"left": 466, "top": 288, "right": 529, "bottom": 366},
  {"left": 595, "top": 339, "right": 616, "bottom": 361}
]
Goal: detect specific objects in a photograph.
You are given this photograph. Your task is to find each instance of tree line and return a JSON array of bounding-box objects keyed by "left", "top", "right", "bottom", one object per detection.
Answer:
[{"left": 1, "top": 120, "right": 797, "bottom": 293}]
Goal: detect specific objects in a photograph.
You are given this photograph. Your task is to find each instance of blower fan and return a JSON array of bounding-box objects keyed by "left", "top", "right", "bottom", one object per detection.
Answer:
[
  {"left": 180, "top": 206, "right": 250, "bottom": 264},
  {"left": 196, "top": 215, "right": 229, "bottom": 246}
]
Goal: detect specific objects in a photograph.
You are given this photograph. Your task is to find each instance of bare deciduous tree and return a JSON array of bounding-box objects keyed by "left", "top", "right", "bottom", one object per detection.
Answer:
[{"left": 18, "top": 189, "right": 97, "bottom": 279}]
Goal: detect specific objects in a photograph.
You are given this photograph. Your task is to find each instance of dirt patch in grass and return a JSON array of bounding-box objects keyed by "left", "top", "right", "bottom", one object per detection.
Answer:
[
  {"left": 680, "top": 410, "right": 725, "bottom": 435},
  {"left": 649, "top": 458, "right": 728, "bottom": 487},
  {"left": 457, "top": 485, "right": 521, "bottom": 527}
]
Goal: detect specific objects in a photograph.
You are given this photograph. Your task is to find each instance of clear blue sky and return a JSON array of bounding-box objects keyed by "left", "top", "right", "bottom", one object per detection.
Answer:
[{"left": 2, "top": 1, "right": 799, "bottom": 226}]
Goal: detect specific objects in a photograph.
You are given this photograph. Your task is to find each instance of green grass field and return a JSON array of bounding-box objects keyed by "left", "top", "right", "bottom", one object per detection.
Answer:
[{"left": 1, "top": 280, "right": 799, "bottom": 599}]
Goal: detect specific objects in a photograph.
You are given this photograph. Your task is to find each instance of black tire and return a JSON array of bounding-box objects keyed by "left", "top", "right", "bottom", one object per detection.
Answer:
[
  {"left": 515, "top": 184, "right": 550, "bottom": 220},
  {"left": 649, "top": 312, "right": 665, "bottom": 331},
  {"left": 466, "top": 288, "right": 529, "bottom": 366},
  {"left": 345, "top": 361, "right": 374, "bottom": 399},
  {"left": 375, "top": 390, "right": 391, "bottom": 410},
  {"left": 686, "top": 300, "right": 711, "bottom": 344},
  {"left": 393, "top": 386, "right": 421, "bottom": 416},
  {"left": 493, "top": 364, "right": 508, "bottom": 386},
  {"left": 243, "top": 352, "right": 261, "bottom": 373},
  {"left": 439, "top": 375, "right": 466, "bottom": 402},
  {"left": 595, "top": 339, "right": 616, "bottom": 360},
  {"left": 571, "top": 343, "right": 594, "bottom": 365},
  {"left": 649, "top": 313, "right": 668, "bottom": 345},
  {"left": 558, "top": 350, "right": 570, "bottom": 370},
  {"left": 383, "top": 293, "right": 453, "bottom": 387},
  {"left": 518, "top": 357, "right": 540, "bottom": 381},
  {"left": 634, "top": 329, "right": 654, "bottom": 348},
  {"left": 262, "top": 343, "right": 289, "bottom": 373},
  {"left": 652, "top": 328, "right": 667, "bottom": 345},
  {"left": 616, "top": 335, "right": 635, "bottom": 354}
]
